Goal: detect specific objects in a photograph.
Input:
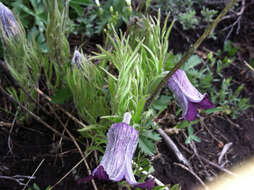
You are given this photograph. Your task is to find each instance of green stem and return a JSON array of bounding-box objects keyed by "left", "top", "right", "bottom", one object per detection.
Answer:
[{"left": 144, "top": 0, "right": 238, "bottom": 111}]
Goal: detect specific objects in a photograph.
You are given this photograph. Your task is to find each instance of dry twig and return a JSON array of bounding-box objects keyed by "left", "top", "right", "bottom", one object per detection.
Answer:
[
  {"left": 49, "top": 107, "right": 98, "bottom": 190},
  {"left": 7, "top": 109, "right": 19, "bottom": 155},
  {"left": 200, "top": 118, "right": 224, "bottom": 146},
  {"left": 244, "top": 60, "right": 254, "bottom": 72},
  {"left": 157, "top": 127, "right": 192, "bottom": 170},
  {"left": 200, "top": 156, "right": 238, "bottom": 177},
  {"left": 174, "top": 163, "right": 209, "bottom": 190},
  {"left": 0, "top": 85, "right": 71, "bottom": 141},
  {"left": 22, "top": 159, "right": 45, "bottom": 190},
  {"left": 49, "top": 158, "right": 87, "bottom": 190},
  {"left": 0, "top": 175, "right": 35, "bottom": 186},
  {"left": 218, "top": 142, "right": 233, "bottom": 165},
  {"left": 0, "top": 122, "right": 12, "bottom": 127},
  {"left": 36, "top": 88, "right": 87, "bottom": 129},
  {"left": 223, "top": 0, "right": 246, "bottom": 41}
]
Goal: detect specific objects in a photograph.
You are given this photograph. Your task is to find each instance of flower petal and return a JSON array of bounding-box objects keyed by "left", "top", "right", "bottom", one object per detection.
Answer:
[
  {"left": 124, "top": 147, "right": 139, "bottom": 185},
  {"left": 168, "top": 69, "right": 214, "bottom": 121},
  {"left": 196, "top": 94, "right": 214, "bottom": 109},
  {"left": 184, "top": 101, "right": 198, "bottom": 121},
  {"left": 78, "top": 166, "right": 109, "bottom": 184},
  {"left": 170, "top": 69, "right": 205, "bottom": 103},
  {"left": 99, "top": 123, "right": 139, "bottom": 182},
  {"left": 134, "top": 179, "right": 155, "bottom": 190},
  {"left": 93, "top": 165, "right": 109, "bottom": 180},
  {"left": 168, "top": 75, "right": 189, "bottom": 118}
]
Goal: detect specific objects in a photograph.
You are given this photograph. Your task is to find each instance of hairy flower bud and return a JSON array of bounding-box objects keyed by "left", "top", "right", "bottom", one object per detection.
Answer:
[
  {"left": 0, "top": 2, "right": 20, "bottom": 38},
  {"left": 71, "top": 50, "right": 84, "bottom": 69},
  {"left": 95, "top": 0, "right": 100, "bottom": 7},
  {"left": 125, "top": 0, "right": 131, "bottom": 6}
]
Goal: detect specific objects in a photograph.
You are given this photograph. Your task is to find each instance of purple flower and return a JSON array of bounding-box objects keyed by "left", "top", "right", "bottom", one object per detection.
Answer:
[
  {"left": 0, "top": 2, "right": 20, "bottom": 38},
  {"left": 168, "top": 69, "right": 214, "bottom": 121},
  {"left": 78, "top": 113, "right": 154, "bottom": 189}
]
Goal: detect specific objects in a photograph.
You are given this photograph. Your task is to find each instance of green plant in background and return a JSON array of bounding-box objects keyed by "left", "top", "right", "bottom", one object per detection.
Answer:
[
  {"left": 1, "top": 0, "right": 48, "bottom": 51},
  {"left": 0, "top": 0, "right": 70, "bottom": 118},
  {"left": 151, "top": 0, "right": 218, "bottom": 31},
  {"left": 178, "top": 9, "right": 199, "bottom": 30},
  {"left": 44, "top": 0, "right": 70, "bottom": 92},
  {"left": 0, "top": 1, "right": 42, "bottom": 115},
  {"left": 27, "top": 183, "right": 50, "bottom": 190},
  {"left": 179, "top": 40, "right": 250, "bottom": 120},
  {"left": 69, "top": 0, "right": 133, "bottom": 37},
  {"left": 204, "top": 41, "right": 250, "bottom": 119}
]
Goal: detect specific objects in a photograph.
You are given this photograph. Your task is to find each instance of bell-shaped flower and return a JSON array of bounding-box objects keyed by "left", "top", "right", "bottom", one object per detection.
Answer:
[
  {"left": 0, "top": 2, "right": 20, "bottom": 38},
  {"left": 168, "top": 69, "right": 214, "bottom": 121},
  {"left": 78, "top": 113, "right": 154, "bottom": 189}
]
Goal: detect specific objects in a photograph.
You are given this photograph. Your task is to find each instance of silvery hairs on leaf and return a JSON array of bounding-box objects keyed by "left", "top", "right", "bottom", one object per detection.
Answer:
[
  {"left": 78, "top": 112, "right": 155, "bottom": 189},
  {"left": 168, "top": 69, "right": 214, "bottom": 121},
  {"left": 0, "top": 2, "right": 20, "bottom": 38}
]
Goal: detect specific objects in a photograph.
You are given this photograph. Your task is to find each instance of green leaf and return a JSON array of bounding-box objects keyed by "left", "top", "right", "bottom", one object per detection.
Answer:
[
  {"left": 191, "top": 135, "right": 201, "bottom": 143},
  {"left": 84, "top": 145, "right": 104, "bottom": 154},
  {"left": 141, "top": 130, "right": 161, "bottom": 142},
  {"left": 170, "top": 184, "right": 182, "bottom": 190},
  {"left": 70, "top": 0, "right": 91, "bottom": 5},
  {"left": 233, "top": 84, "right": 244, "bottom": 98},
  {"left": 175, "top": 120, "right": 189, "bottom": 129},
  {"left": 139, "top": 135, "right": 157, "bottom": 156},
  {"left": 69, "top": 3, "right": 84, "bottom": 16},
  {"left": 51, "top": 87, "right": 72, "bottom": 104},
  {"left": 164, "top": 52, "right": 180, "bottom": 70},
  {"left": 203, "top": 106, "right": 223, "bottom": 114},
  {"left": 185, "top": 136, "right": 191, "bottom": 144},
  {"left": 132, "top": 97, "right": 146, "bottom": 123},
  {"left": 78, "top": 124, "right": 106, "bottom": 132},
  {"left": 188, "top": 125, "right": 194, "bottom": 136},
  {"left": 17, "top": 4, "right": 36, "bottom": 16},
  {"left": 33, "top": 183, "right": 41, "bottom": 190},
  {"left": 224, "top": 40, "right": 238, "bottom": 56},
  {"left": 152, "top": 185, "right": 171, "bottom": 190},
  {"left": 183, "top": 55, "right": 202, "bottom": 71},
  {"left": 152, "top": 95, "right": 171, "bottom": 111}
]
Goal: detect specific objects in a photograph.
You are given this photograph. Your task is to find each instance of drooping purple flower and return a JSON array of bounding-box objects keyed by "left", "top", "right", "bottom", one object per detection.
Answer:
[
  {"left": 0, "top": 2, "right": 20, "bottom": 38},
  {"left": 168, "top": 69, "right": 214, "bottom": 121},
  {"left": 78, "top": 113, "right": 154, "bottom": 189}
]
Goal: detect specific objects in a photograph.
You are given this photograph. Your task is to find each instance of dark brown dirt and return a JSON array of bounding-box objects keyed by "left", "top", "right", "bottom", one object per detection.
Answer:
[{"left": 153, "top": 109, "right": 254, "bottom": 190}]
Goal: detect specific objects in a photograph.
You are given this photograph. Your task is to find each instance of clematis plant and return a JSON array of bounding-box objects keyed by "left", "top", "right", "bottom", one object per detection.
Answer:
[
  {"left": 168, "top": 69, "right": 214, "bottom": 121},
  {"left": 0, "top": 2, "right": 20, "bottom": 39},
  {"left": 78, "top": 112, "right": 154, "bottom": 189}
]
